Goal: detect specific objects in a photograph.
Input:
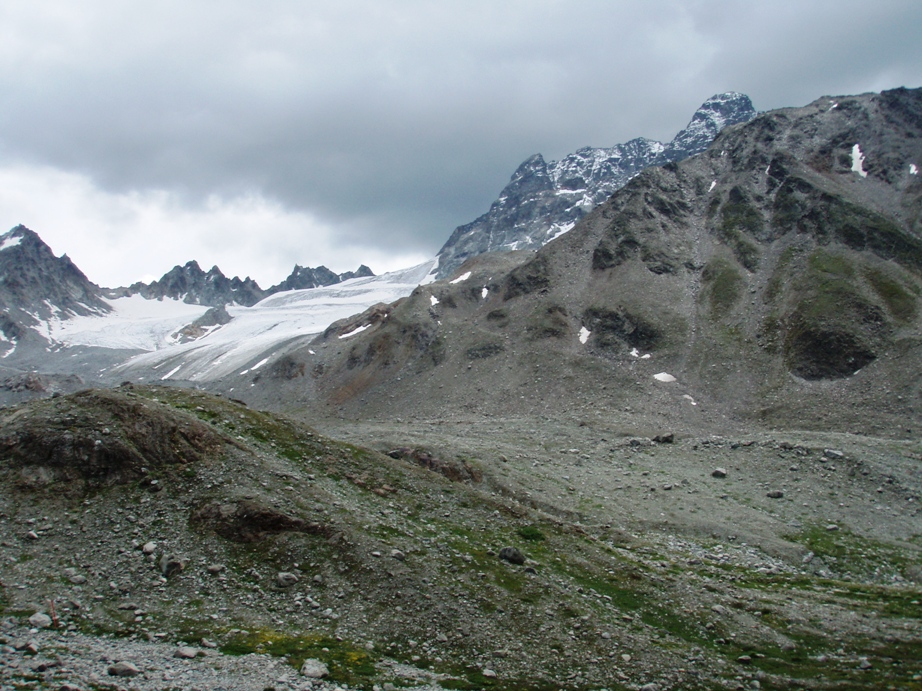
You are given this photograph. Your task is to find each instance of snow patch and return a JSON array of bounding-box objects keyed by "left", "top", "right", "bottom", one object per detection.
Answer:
[
  {"left": 851, "top": 144, "right": 868, "bottom": 178},
  {"left": 630, "top": 348, "right": 651, "bottom": 359},
  {"left": 683, "top": 394, "right": 697, "bottom": 406},
  {"left": 449, "top": 271, "right": 472, "bottom": 284},
  {"left": 481, "top": 287, "right": 489, "bottom": 299},
  {"left": 653, "top": 372, "right": 676, "bottom": 383},
  {"left": 578, "top": 327, "right": 590, "bottom": 344},
  {"left": 0, "top": 234, "right": 23, "bottom": 252},
  {"left": 51, "top": 295, "right": 209, "bottom": 351},
  {"left": 546, "top": 221, "right": 576, "bottom": 243},
  {"left": 106, "top": 259, "right": 434, "bottom": 382},
  {"left": 829, "top": 102, "right": 838, "bottom": 111},
  {"left": 708, "top": 180, "right": 716, "bottom": 193},
  {"left": 430, "top": 295, "right": 439, "bottom": 306},
  {"left": 911, "top": 163, "right": 918, "bottom": 176},
  {"left": 338, "top": 324, "right": 371, "bottom": 340},
  {"left": 161, "top": 365, "right": 183, "bottom": 380},
  {"left": 250, "top": 357, "right": 270, "bottom": 370}
]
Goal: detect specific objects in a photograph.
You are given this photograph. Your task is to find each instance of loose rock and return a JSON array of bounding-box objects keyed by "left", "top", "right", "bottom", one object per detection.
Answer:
[
  {"left": 498, "top": 547, "right": 525, "bottom": 565},
  {"left": 300, "top": 658, "right": 329, "bottom": 678},
  {"left": 28, "top": 612, "right": 52, "bottom": 629},
  {"left": 712, "top": 468, "right": 727, "bottom": 478},
  {"left": 107, "top": 661, "right": 141, "bottom": 677},
  {"left": 276, "top": 572, "right": 299, "bottom": 588},
  {"left": 159, "top": 554, "right": 184, "bottom": 578}
]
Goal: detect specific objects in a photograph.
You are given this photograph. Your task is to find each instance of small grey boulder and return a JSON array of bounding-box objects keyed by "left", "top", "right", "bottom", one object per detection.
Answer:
[
  {"left": 300, "top": 658, "right": 329, "bottom": 678},
  {"left": 159, "top": 554, "right": 184, "bottom": 578},
  {"left": 28, "top": 612, "right": 52, "bottom": 629},
  {"left": 276, "top": 572, "right": 299, "bottom": 588},
  {"left": 108, "top": 661, "right": 142, "bottom": 677}
]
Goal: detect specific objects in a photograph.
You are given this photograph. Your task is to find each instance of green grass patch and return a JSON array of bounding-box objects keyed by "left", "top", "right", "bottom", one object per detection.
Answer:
[
  {"left": 783, "top": 525, "right": 921, "bottom": 584},
  {"left": 517, "top": 525, "right": 546, "bottom": 542},
  {"left": 221, "top": 631, "right": 378, "bottom": 685}
]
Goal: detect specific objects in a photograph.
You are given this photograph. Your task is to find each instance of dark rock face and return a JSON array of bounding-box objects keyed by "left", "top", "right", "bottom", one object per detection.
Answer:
[
  {"left": 116, "top": 260, "right": 266, "bottom": 307},
  {"left": 435, "top": 93, "right": 756, "bottom": 278}
]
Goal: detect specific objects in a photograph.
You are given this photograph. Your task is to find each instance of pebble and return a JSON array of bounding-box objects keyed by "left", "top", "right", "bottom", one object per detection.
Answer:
[
  {"left": 766, "top": 490, "right": 784, "bottom": 499},
  {"left": 142, "top": 541, "right": 157, "bottom": 555},
  {"left": 174, "top": 646, "right": 199, "bottom": 659},
  {"left": 712, "top": 468, "right": 727, "bottom": 478},
  {"left": 826, "top": 524, "right": 839, "bottom": 532},
  {"left": 390, "top": 549, "right": 406, "bottom": 561},
  {"left": 482, "top": 669, "right": 497, "bottom": 678}
]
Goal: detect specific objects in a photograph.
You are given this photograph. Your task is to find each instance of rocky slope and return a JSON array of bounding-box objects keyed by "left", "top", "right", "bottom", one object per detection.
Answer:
[
  {"left": 0, "top": 385, "right": 918, "bottom": 691},
  {"left": 285, "top": 87, "right": 921, "bottom": 438},
  {"left": 435, "top": 93, "right": 756, "bottom": 278}
]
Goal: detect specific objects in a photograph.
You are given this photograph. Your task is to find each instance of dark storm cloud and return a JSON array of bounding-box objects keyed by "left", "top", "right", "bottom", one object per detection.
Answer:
[{"left": 1, "top": 0, "right": 921, "bottom": 281}]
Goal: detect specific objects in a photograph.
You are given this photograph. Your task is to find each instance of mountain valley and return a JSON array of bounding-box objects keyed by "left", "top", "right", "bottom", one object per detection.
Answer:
[{"left": 0, "top": 87, "right": 920, "bottom": 691}]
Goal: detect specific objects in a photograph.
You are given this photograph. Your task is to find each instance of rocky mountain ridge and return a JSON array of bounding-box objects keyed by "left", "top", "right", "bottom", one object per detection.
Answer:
[
  {"left": 0, "top": 225, "right": 374, "bottom": 361},
  {"left": 435, "top": 92, "right": 756, "bottom": 277},
  {"left": 111, "top": 260, "right": 375, "bottom": 308},
  {"left": 0, "top": 225, "right": 110, "bottom": 352}
]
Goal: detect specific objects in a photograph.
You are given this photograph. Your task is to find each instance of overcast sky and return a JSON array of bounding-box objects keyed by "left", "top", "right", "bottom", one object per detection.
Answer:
[{"left": 1, "top": 1, "right": 921, "bottom": 287}]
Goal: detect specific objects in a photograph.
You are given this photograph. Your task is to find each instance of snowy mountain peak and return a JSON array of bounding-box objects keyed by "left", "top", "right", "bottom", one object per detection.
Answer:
[{"left": 435, "top": 93, "right": 756, "bottom": 278}]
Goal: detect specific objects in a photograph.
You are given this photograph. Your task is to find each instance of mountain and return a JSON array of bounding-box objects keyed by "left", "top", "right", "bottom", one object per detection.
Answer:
[
  {"left": 291, "top": 87, "right": 922, "bottom": 436},
  {"left": 435, "top": 92, "right": 756, "bottom": 278},
  {"left": 113, "top": 260, "right": 376, "bottom": 308},
  {"left": 0, "top": 225, "right": 109, "bottom": 356}
]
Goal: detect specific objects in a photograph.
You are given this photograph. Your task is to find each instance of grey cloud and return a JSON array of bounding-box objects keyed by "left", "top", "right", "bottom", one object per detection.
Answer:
[{"left": 1, "top": 0, "right": 921, "bottom": 265}]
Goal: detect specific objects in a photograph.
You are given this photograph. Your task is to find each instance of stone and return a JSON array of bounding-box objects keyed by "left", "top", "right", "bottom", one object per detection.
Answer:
[
  {"left": 498, "top": 547, "right": 525, "bottom": 565},
  {"left": 858, "top": 657, "right": 872, "bottom": 669},
  {"left": 766, "top": 490, "right": 784, "bottom": 499},
  {"left": 390, "top": 549, "right": 406, "bottom": 561},
  {"left": 300, "top": 658, "right": 329, "bottom": 678},
  {"left": 26, "top": 530, "right": 39, "bottom": 540},
  {"left": 108, "top": 661, "right": 141, "bottom": 677},
  {"left": 826, "top": 524, "right": 839, "bottom": 531},
  {"left": 159, "top": 554, "right": 184, "bottom": 578},
  {"left": 141, "top": 541, "right": 157, "bottom": 555},
  {"left": 482, "top": 669, "right": 497, "bottom": 678},
  {"left": 174, "top": 646, "right": 198, "bottom": 659},
  {"left": 824, "top": 449, "right": 845, "bottom": 459},
  {"left": 653, "top": 433, "right": 674, "bottom": 444},
  {"left": 737, "top": 654, "right": 752, "bottom": 663},
  {"left": 276, "top": 572, "right": 299, "bottom": 588},
  {"left": 712, "top": 468, "right": 727, "bottom": 478},
  {"left": 640, "top": 684, "right": 660, "bottom": 691},
  {"left": 28, "top": 613, "right": 52, "bottom": 629},
  {"left": 206, "top": 563, "right": 225, "bottom": 574}
]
